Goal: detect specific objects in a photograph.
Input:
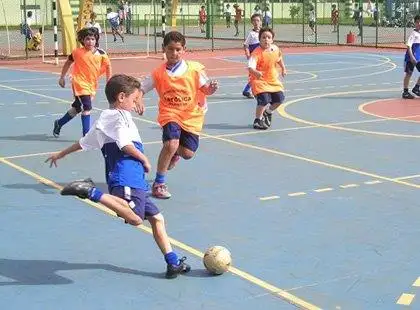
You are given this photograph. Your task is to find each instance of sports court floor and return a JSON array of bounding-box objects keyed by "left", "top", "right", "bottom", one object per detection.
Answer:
[{"left": 1, "top": 46, "right": 420, "bottom": 309}]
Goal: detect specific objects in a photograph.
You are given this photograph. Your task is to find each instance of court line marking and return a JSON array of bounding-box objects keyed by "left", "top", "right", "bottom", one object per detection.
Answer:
[
  {"left": 395, "top": 174, "right": 420, "bottom": 181},
  {"left": 396, "top": 293, "right": 415, "bottom": 305},
  {"left": 0, "top": 156, "right": 321, "bottom": 310},
  {"left": 359, "top": 99, "right": 420, "bottom": 124},
  {"left": 278, "top": 88, "right": 420, "bottom": 139},
  {"left": 2, "top": 84, "right": 420, "bottom": 193}
]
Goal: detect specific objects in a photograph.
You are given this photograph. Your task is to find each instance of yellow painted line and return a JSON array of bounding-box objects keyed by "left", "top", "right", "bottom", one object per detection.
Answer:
[
  {"left": 259, "top": 196, "right": 280, "bottom": 201},
  {"left": 278, "top": 88, "right": 420, "bottom": 139},
  {"left": 396, "top": 293, "right": 415, "bottom": 305},
  {"left": 0, "top": 157, "right": 321, "bottom": 310},
  {"left": 394, "top": 174, "right": 420, "bottom": 181},
  {"left": 413, "top": 277, "right": 420, "bottom": 287},
  {"left": 364, "top": 180, "right": 382, "bottom": 185},
  {"left": 313, "top": 187, "right": 334, "bottom": 193},
  {"left": 339, "top": 184, "right": 359, "bottom": 189},
  {"left": 288, "top": 192, "right": 306, "bottom": 197}
]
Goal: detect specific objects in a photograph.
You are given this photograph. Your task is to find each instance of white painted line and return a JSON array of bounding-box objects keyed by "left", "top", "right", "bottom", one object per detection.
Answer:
[
  {"left": 33, "top": 114, "right": 45, "bottom": 118},
  {"left": 14, "top": 102, "right": 27, "bottom": 105},
  {"left": 14, "top": 116, "right": 27, "bottom": 119},
  {"left": 35, "top": 101, "right": 50, "bottom": 105},
  {"left": 50, "top": 113, "right": 62, "bottom": 116},
  {"left": 364, "top": 180, "right": 382, "bottom": 185},
  {"left": 259, "top": 196, "right": 280, "bottom": 201},
  {"left": 288, "top": 192, "right": 306, "bottom": 197},
  {"left": 313, "top": 188, "right": 334, "bottom": 193},
  {"left": 339, "top": 184, "right": 359, "bottom": 189}
]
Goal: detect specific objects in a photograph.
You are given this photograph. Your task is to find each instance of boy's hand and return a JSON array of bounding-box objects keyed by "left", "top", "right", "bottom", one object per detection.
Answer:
[
  {"left": 281, "top": 68, "right": 287, "bottom": 77},
  {"left": 134, "top": 101, "right": 145, "bottom": 115},
  {"left": 58, "top": 77, "right": 65, "bottom": 88},
  {"left": 208, "top": 80, "right": 219, "bottom": 94},
  {"left": 254, "top": 71, "right": 263, "bottom": 79},
  {"left": 143, "top": 158, "right": 151, "bottom": 173},
  {"left": 45, "top": 152, "right": 63, "bottom": 168}
]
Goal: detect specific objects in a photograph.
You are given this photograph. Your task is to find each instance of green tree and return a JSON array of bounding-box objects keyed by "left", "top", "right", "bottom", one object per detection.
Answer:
[{"left": 289, "top": 5, "right": 301, "bottom": 22}]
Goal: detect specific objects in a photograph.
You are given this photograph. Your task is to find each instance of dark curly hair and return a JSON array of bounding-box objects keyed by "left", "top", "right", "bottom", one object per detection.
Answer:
[{"left": 77, "top": 27, "right": 100, "bottom": 47}]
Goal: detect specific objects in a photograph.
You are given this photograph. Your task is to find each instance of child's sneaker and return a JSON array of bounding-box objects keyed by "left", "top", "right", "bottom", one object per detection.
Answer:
[
  {"left": 61, "top": 178, "right": 95, "bottom": 199},
  {"left": 53, "top": 120, "right": 61, "bottom": 138},
  {"left": 412, "top": 87, "right": 420, "bottom": 97},
  {"left": 253, "top": 118, "right": 268, "bottom": 130},
  {"left": 152, "top": 182, "right": 171, "bottom": 199},
  {"left": 263, "top": 110, "right": 272, "bottom": 127},
  {"left": 166, "top": 257, "right": 191, "bottom": 279},
  {"left": 168, "top": 154, "right": 180, "bottom": 171},
  {"left": 402, "top": 91, "right": 415, "bottom": 99}
]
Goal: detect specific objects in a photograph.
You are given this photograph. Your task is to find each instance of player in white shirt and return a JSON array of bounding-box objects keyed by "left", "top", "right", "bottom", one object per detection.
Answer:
[
  {"left": 403, "top": 15, "right": 420, "bottom": 99},
  {"left": 46, "top": 74, "right": 191, "bottom": 279},
  {"left": 242, "top": 13, "right": 262, "bottom": 99}
]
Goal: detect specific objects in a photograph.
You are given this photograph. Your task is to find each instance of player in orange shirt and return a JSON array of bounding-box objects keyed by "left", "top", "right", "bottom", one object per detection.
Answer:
[
  {"left": 138, "top": 31, "right": 218, "bottom": 199},
  {"left": 248, "top": 27, "right": 286, "bottom": 130},
  {"left": 53, "top": 27, "right": 112, "bottom": 137}
]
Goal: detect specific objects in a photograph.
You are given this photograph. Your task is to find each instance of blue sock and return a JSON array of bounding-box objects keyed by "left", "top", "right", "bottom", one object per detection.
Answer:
[
  {"left": 155, "top": 173, "right": 165, "bottom": 184},
  {"left": 81, "top": 114, "right": 91, "bottom": 136},
  {"left": 164, "top": 252, "right": 179, "bottom": 265},
  {"left": 88, "top": 187, "right": 103, "bottom": 202},
  {"left": 243, "top": 83, "right": 251, "bottom": 93},
  {"left": 57, "top": 112, "right": 74, "bottom": 127}
]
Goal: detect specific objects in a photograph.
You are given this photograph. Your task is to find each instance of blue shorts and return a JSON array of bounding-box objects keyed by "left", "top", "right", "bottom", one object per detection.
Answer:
[
  {"left": 110, "top": 186, "right": 159, "bottom": 220},
  {"left": 256, "top": 91, "right": 285, "bottom": 106},
  {"left": 71, "top": 95, "right": 92, "bottom": 112},
  {"left": 162, "top": 122, "right": 199, "bottom": 152},
  {"left": 404, "top": 61, "right": 420, "bottom": 73}
]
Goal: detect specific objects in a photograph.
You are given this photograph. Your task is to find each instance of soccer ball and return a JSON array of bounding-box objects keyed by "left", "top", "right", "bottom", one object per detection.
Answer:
[{"left": 203, "top": 246, "right": 232, "bottom": 275}]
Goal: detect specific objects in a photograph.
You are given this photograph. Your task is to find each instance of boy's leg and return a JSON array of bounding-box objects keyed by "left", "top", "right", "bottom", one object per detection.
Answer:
[
  {"left": 253, "top": 93, "right": 269, "bottom": 130},
  {"left": 152, "top": 123, "right": 180, "bottom": 199},
  {"left": 79, "top": 95, "right": 93, "bottom": 136},
  {"left": 263, "top": 92, "right": 285, "bottom": 127},
  {"left": 170, "top": 129, "right": 199, "bottom": 170},
  {"left": 60, "top": 179, "right": 142, "bottom": 225},
  {"left": 403, "top": 62, "right": 415, "bottom": 99},
  {"left": 53, "top": 97, "right": 81, "bottom": 137}
]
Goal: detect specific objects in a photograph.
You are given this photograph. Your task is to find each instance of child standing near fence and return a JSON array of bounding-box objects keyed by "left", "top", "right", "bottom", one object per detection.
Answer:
[
  {"left": 242, "top": 13, "right": 262, "bottom": 99},
  {"left": 53, "top": 28, "right": 112, "bottom": 137},
  {"left": 248, "top": 28, "right": 286, "bottom": 130},
  {"left": 403, "top": 15, "right": 420, "bottom": 99}
]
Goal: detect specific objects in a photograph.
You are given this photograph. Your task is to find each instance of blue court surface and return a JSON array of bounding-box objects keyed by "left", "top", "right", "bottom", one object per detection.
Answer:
[{"left": 1, "top": 50, "right": 420, "bottom": 310}]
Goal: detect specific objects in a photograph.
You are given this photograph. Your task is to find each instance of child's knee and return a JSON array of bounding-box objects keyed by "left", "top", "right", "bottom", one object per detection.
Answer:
[
  {"left": 164, "top": 139, "right": 180, "bottom": 151},
  {"left": 127, "top": 216, "right": 142, "bottom": 226},
  {"left": 179, "top": 148, "right": 195, "bottom": 160},
  {"left": 149, "top": 213, "right": 165, "bottom": 227}
]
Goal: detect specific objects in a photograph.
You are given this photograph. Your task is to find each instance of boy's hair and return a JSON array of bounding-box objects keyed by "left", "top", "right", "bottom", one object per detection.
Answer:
[
  {"left": 163, "top": 31, "right": 186, "bottom": 47},
  {"left": 259, "top": 27, "right": 275, "bottom": 40},
  {"left": 251, "top": 13, "right": 262, "bottom": 22},
  {"left": 77, "top": 27, "right": 100, "bottom": 47},
  {"left": 415, "top": 15, "right": 420, "bottom": 22},
  {"left": 27, "top": 11, "right": 33, "bottom": 18},
  {"left": 105, "top": 74, "right": 141, "bottom": 104}
]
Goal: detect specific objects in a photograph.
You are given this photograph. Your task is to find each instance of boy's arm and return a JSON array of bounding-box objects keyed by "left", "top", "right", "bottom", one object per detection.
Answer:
[
  {"left": 58, "top": 57, "right": 74, "bottom": 88},
  {"left": 135, "top": 75, "right": 154, "bottom": 115},
  {"left": 199, "top": 71, "right": 218, "bottom": 95},
  {"left": 243, "top": 33, "right": 251, "bottom": 59},
  {"left": 277, "top": 50, "right": 287, "bottom": 77},
  {"left": 45, "top": 142, "right": 82, "bottom": 167},
  {"left": 248, "top": 55, "right": 262, "bottom": 79}
]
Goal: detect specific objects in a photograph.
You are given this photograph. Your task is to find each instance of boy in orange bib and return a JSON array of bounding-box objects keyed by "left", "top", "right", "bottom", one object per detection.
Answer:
[
  {"left": 139, "top": 31, "right": 218, "bottom": 199},
  {"left": 248, "top": 27, "right": 286, "bottom": 130},
  {"left": 53, "top": 28, "right": 112, "bottom": 137}
]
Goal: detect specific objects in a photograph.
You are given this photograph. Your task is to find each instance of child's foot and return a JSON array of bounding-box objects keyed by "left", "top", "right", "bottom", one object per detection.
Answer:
[
  {"left": 402, "top": 91, "right": 415, "bottom": 99},
  {"left": 412, "top": 87, "right": 420, "bottom": 96},
  {"left": 242, "top": 91, "right": 254, "bottom": 99},
  {"left": 152, "top": 182, "right": 171, "bottom": 199},
  {"left": 121, "top": 36, "right": 125, "bottom": 43},
  {"left": 263, "top": 110, "right": 272, "bottom": 127},
  {"left": 113, "top": 37, "right": 117, "bottom": 42},
  {"left": 168, "top": 154, "right": 180, "bottom": 171},
  {"left": 53, "top": 120, "right": 61, "bottom": 138},
  {"left": 253, "top": 118, "right": 268, "bottom": 130},
  {"left": 61, "top": 178, "right": 95, "bottom": 199},
  {"left": 166, "top": 257, "right": 191, "bottom": 279}
]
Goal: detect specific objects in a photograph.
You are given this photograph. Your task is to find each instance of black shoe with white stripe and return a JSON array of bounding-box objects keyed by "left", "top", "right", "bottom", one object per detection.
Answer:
[
  {"left": 263, "top": 110, "right": 272, "bottom": 127},
  {"left": 253, "top": 118, "right": 268, "bottom": 130}
]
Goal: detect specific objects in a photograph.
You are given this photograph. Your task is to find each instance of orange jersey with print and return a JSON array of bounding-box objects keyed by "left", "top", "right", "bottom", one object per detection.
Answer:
[
  {"left": 153, "top": 61, "right": 207, "bottom": 135},
  {"left": 249, "top": 45, "right": 284, "bottom": 95},
  {"left": 70, "top": 47, "right": 110, "bottom": 96}
]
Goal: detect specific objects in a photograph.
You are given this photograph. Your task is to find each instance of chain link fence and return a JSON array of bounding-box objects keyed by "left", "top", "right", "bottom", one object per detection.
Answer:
[{"left": 1, "top": 0, "right": 419, "bottom": 59}]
